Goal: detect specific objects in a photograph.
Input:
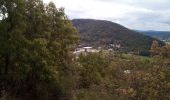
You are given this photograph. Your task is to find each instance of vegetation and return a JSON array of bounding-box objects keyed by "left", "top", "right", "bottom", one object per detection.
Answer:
[
  {"left": 72, "top": 50, "right": 170, "bottom": 100},
  {"left": 72, "top": 45, "right": 170, "bottom": 100},
  {"left": 0, "top": 0, "right": 170, "bottom": 100},
  {"left": 0, "top": 0, "right": 78, "bottom": 99}
]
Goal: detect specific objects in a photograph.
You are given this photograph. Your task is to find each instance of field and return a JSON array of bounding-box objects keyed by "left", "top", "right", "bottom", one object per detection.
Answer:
[{"left": 121, "top": 53, "right": 153, "bottom": 61}]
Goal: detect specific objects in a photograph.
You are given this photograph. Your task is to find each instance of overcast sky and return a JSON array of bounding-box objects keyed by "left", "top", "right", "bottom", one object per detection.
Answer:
[{"left": 43, "top": 0, "right": 170, "bottom": 31}]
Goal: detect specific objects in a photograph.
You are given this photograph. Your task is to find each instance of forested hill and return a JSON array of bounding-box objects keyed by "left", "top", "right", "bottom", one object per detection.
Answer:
[{"left": 72, "top": 19, "right": 164, "bottom": 51}]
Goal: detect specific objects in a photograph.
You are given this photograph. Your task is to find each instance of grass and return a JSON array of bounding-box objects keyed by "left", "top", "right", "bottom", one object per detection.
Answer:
[{"left": 121, "top": 53, "right": 153, "bottom": 62}]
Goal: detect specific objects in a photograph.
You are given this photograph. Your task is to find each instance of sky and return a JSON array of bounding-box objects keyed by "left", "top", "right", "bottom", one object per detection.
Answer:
[{"left": 43, "top": 0, "right": 170, "bottom": 31}]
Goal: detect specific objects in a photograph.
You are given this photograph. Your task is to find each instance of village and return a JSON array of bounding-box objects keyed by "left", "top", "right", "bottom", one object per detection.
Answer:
[{"left": 73, "top": 43, "right": 121, "bottom": 55}]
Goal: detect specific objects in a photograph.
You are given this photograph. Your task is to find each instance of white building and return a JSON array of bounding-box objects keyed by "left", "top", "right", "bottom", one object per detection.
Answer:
[{"left": 73, "top": 46, "right": 99, "bottom": 54}]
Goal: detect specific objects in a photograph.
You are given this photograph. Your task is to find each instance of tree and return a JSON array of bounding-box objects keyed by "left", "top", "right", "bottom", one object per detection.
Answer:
[
  {"left": 0, "top": 0, "right": 79, "bottom": 99},
  {"left": 150, "top": 40, "right": 170, "bottom": 58},
  {"left": 150, "top": 40, "right": 161, "bottom": 56},
  {"left": 160, "top": 44, "right": 170, "bottom": 58}
]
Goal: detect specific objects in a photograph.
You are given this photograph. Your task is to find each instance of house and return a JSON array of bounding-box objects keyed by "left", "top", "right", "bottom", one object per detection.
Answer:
[
  {"left": 73, "top": 46, "right": 99, "bottom": 54},
  {"left": 109, "top": 44, "right": 121, "bottom": 49}
]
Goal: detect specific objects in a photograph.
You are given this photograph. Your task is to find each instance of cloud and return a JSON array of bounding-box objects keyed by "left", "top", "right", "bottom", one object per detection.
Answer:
[
  {"left": 43, "top": 0, "right": 170, "bottom": 31},
  {"left": 95, "top": 0, "right": 170, "bottom": 10}
]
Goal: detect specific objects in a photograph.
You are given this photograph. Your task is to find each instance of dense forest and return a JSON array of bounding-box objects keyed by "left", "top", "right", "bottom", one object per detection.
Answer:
[{"left": 0, "top": 0, "right": 170, "bottom": 100}]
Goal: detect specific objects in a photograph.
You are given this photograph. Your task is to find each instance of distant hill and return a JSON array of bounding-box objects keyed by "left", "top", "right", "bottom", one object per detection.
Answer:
[
  {"left": 137, "top": 30, "right": 170, "bottom": 41},
  {"left": 72, "top": 19, "right": 164, "bottom": 51}
]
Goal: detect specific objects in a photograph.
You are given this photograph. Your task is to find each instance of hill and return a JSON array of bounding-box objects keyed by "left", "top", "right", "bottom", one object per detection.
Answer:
[
  {"left": 72, "top": 19, "right": 164, "bottom": 51},
  {"left": 137, "top": 30, "right": 170, "bottom": 42}
]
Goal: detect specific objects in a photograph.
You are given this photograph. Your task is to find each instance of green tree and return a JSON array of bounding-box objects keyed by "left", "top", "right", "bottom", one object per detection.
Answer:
[{"left": 0, "top": 0, "right": 78, "bottom": 99}]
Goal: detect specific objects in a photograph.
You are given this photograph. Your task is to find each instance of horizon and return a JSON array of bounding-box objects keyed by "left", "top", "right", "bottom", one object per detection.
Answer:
[{"left": 43, "top": 0, "right": 170, "bottom": 31}]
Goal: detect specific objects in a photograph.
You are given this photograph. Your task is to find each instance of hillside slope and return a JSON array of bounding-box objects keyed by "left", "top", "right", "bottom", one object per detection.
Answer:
[
  {"left": 138, "top": 30, "right": 170, "bottom": 41},
  {"left": 72, "top": 19, "right": 164, "bottom": 51}
]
